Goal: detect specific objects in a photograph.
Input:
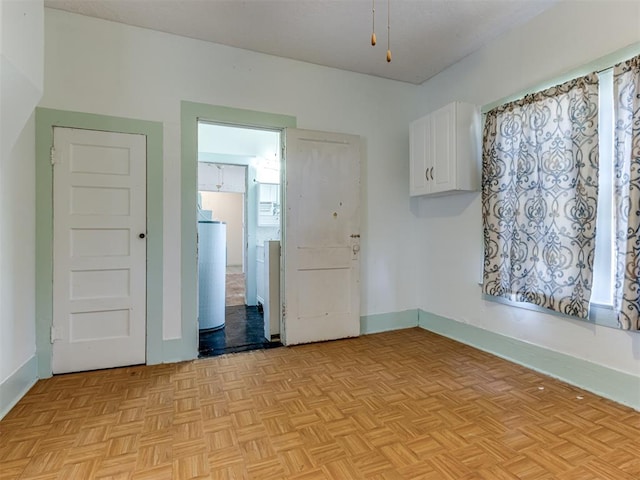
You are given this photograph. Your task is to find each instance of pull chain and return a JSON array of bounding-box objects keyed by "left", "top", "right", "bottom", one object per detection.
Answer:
[
  {"left": 386, "top": 0, "right": 391, "bottom": 62},
  {"left": 371, "top": 0, "right": 377, "bottom": 46}
]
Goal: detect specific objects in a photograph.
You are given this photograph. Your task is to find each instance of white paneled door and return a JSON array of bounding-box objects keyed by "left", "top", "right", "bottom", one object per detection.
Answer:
[
  {"left": 284, "top": 129, "right": 360, "bottom": 345},
  {"left": 52, "top": 127, "right": 146, "bottom": 374}
]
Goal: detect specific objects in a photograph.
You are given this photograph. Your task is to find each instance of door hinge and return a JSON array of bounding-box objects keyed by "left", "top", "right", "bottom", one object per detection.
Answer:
[
  {"left": 50, "top": 146, "right": 56, "bottom": 165},
  {"left": 282, "top": 303, "right": 286, "bottom": 320},
  {"left": 50, "top": 325, "right": 62, "bottom": 343}
]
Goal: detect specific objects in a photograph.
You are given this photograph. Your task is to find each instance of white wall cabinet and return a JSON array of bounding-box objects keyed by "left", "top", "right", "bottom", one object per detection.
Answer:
[{"left": 410, "top": 102, "right": 480, "bottom": 197}]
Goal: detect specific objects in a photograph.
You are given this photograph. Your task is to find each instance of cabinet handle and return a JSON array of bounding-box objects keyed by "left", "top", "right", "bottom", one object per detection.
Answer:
[
  {"left": 425, "top": 169, "right": 429, "bottom": 181},
  {"left": 430, "top": 167, "right": 434, "bottom": 180}
]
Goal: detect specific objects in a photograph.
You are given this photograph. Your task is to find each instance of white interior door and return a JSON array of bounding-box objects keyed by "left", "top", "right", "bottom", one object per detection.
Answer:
[
  {"left": 283, "top": 128, "right": 360, "bottom": 345},
  {"left": 52, "top": 127, "right": 146, "bottom": 374}
]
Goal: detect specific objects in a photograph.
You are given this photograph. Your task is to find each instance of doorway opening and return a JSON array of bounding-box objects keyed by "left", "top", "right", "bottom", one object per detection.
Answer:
[{"left": 197, "top": 122, "right": 283, "bottom": 357}]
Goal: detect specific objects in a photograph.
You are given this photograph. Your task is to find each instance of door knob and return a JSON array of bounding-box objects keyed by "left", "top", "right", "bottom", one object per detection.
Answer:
[{"left": 139, "top": 233, "right": 146, "bottom": 239}]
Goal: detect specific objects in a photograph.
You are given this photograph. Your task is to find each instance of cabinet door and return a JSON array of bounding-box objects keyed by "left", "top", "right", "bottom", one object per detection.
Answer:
[
  {"left": 410, "top": 115, "right": 431, "bottom": 196},
  {"left": 431, "top": 103, "right": 456, "bottom": 193}
]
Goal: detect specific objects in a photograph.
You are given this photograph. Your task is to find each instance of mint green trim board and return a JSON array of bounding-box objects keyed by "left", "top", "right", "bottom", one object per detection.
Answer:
[
  {"left": 35, "top": 108, "right": 164, "bottom": 377},
  {"left": 180, "top": 101, "right": 295, "bottom": 357},
  {"left": 360, "top": 310, "right": 418, "bottom": 335},
  {"left": 0, "top": 355, "right": 38, "bottom": 420},
  {"left": 418, "top": 310, "right": 640, "bottom": 411}
]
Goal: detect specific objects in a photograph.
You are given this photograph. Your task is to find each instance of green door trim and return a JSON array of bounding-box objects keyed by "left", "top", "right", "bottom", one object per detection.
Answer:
[
  {"left": 180, "top": 101, "right": 296, "bottom": 359},
  {"left": 35, "top": 108, "right": 164, "bottom": 377}
]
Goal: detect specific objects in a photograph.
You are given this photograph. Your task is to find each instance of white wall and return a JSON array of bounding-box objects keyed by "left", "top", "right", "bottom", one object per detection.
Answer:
[
  {"left": 1, "top": 0, "right": 43, "bottom": 156},
  {"left": 0, "top": 0, "right": 42, "bottom": 401},
  {"left": 41, "top": 8, "right": 420, "bottom": 342},
  {"left": 0, "top": 115, "right": 37, "bottom": 387},
  {"left": 413, "top": 1, "right": 640, "bottom": 376}
]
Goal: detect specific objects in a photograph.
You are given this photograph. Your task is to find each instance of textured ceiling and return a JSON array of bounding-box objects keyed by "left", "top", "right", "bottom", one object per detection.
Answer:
[{"left": 44, "top": 0, "right": 558, "bottom": 85}]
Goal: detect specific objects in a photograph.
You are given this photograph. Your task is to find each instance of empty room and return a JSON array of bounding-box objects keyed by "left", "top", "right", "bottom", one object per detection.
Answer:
[{"left": 1, "top": 1, "right": 639, "bottom": 479}]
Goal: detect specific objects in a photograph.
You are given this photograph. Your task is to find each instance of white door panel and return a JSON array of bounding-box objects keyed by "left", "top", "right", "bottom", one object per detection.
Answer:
[
  {"left": 52, "top": 127, "right": 146, "bottom": 374},
  {"left": 284, "top": 129, "right": 360, "bottom": 345}
]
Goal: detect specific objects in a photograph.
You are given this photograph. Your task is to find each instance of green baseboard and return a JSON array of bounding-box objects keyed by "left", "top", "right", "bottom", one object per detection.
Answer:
[
  {"left": 418, "top": 310, "right": 640, "bottom": 411},
  {"left": 360, "top": 310, "right": 418, "bottom": 335},
  {"left": 0, "top": 355, "right": 38, "bottom": 420}
]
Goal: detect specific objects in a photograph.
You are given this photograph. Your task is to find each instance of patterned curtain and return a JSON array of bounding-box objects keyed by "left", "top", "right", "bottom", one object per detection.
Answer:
[
  {"left": 482, "top": 73, "right": 599, "bottom": 318},
  {"left": 613, "top": 55, "right": 640, "bottom": 330}
]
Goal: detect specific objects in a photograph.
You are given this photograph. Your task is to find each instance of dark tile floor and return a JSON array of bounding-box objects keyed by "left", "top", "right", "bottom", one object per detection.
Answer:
[{"left": 198, "top": 305, "right": 282, "bottom": 357}]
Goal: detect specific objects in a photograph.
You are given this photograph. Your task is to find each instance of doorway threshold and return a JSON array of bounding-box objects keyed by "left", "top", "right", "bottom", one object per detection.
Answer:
[{"left": 198, "top": 305, "right": 282, "bottom": 357}]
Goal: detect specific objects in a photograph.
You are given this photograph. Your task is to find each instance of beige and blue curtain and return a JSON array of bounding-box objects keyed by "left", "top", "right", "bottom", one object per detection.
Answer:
[
  {"left": 613, "top": 55, "right": 640, "bottom": 330},
  {"left": 482, "top": 73, "right": 599, "bottom": 318}
]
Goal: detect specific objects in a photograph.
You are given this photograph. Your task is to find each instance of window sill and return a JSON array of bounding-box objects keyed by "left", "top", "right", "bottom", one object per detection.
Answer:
[{"left": 478, "top": 284, "right": 618, "bottom": 328}]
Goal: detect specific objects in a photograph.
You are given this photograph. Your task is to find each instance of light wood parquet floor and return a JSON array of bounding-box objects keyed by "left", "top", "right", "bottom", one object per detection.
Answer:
[{"left": 1, "top": 328, "right": 638, "bottom": 480}]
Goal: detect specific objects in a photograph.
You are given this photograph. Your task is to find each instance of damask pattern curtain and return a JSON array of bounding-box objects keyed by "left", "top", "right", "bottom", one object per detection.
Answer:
[
  {"left": 482, "top": 73, "right": 599, "bottom": 318},
  {"left": 613, "top": 55, "right": 640, "bottom": 330}
]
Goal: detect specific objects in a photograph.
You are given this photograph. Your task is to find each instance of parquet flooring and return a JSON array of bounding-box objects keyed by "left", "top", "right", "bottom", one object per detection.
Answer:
[{"left": 1, "top": 328, "right": 638, "bottom": 479}]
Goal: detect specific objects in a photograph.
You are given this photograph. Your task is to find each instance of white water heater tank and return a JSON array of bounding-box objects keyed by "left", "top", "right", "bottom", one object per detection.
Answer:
[{"left": 198, "top": 221, "right": 226, "bottom": 330}]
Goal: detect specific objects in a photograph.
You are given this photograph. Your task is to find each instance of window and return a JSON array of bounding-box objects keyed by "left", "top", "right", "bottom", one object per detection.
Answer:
[
  {"left": 591, "top": 69, "right": 614, "bottom": 306},
  {"left": 483, "top": 55, "right": 640, "bottom": 330},
  {"left": 482, "top": 73, "right": 600, "bottom": 318}
]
